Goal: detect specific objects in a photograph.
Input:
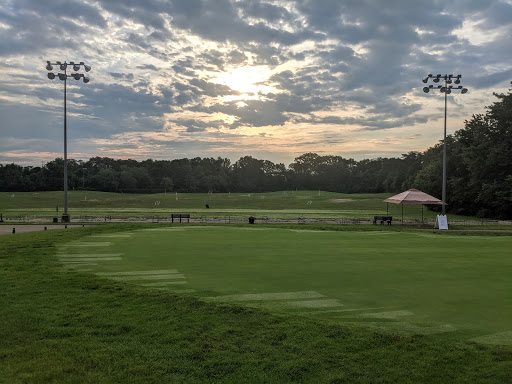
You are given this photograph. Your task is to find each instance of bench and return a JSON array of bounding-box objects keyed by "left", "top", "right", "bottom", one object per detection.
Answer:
[
  {"left": 171, "top": 213, "right": 190, "bottom": 223},
  {"left": 373, "top": 215, "right": 392, "bottom": 225}
]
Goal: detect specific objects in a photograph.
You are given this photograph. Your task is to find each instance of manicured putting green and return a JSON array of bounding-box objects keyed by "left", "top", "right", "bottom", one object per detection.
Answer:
[{"left": 58, "top": 226, "right": 512, "bottom": 345}]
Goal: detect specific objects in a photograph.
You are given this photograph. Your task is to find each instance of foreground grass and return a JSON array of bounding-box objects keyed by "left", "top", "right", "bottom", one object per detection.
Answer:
[{"left": 1, "top": 225, "right": 512, "bottom": 383}]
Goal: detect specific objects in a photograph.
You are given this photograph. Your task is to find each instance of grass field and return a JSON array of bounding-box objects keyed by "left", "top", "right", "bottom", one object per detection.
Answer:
[
  {"left": 2, "top": 189, "right": 512, "bottom": 382},
  {"left": 0, "top": 190, "right": 484, "bottom": 222},
  {"left": 60, "top": 226, "right": 512, "bottom": 340},
  {"left": 2, "top": 223, "right": 512, "bottom": 383}
]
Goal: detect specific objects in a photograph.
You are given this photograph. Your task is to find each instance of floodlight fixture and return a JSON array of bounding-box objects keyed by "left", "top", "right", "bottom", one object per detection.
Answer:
[
  {"left": 45, "top": 60, "right": 91, "bottom": 222},
  {"left": 421, "top": 73, "right": 468, "bottom": 215}
]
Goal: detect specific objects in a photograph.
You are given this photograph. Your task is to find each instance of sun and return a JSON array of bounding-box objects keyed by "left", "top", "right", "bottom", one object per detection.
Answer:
[{"left": 211, "top": 66, "right": 275, "bottom": 100}]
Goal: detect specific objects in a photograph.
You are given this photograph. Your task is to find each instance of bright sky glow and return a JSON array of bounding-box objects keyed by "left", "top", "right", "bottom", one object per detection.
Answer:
[{"left": 212, "top": 66, "right": 275, "bottom": 97}]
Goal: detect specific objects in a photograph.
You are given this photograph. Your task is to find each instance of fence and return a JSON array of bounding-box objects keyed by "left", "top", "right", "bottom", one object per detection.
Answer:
[{"left": 0, "top": 212, "right": 510, "bottom": 226}]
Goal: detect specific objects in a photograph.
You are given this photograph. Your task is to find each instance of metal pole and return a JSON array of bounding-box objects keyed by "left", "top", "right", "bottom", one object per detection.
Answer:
[
  {"left": 63, "top": 65, "right": 69, "bottom": 222},
  {"left": 442, "top": 80, "right": 447, "bottom": 216}
]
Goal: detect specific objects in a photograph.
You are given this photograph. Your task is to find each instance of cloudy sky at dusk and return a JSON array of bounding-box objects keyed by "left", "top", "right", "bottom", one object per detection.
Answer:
[{"left": 1, "top": 0, "right": 511, "bottom": 167}]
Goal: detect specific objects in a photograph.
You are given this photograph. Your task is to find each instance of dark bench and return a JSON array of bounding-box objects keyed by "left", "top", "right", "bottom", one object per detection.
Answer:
[
  {"left": 373, "top": 215, "right": 392, "bottom": 225},
  {"left": 171, "top": 213, "right": 190, "bottom": 223}
]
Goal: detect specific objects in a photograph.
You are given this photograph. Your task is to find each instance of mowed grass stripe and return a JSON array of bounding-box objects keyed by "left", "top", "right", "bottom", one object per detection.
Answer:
[
  {"left": 111, "top": 274, "right": 186, "bottom": 281},
  {"left": 207, "top": 291, "right": 325, "bottom": 302},
  {"left": 61, "top": 257, "right": 122, "bottom": 262},
  {"left": 70, "top": 242, "right": 112, "bottom": 246},
  {"left": 285, "top": 299, "right": 343, "bottom": 308},
  {"left": 298, "top": 306, "right": 398, "bottom": 315},
  {"left": 59, "top": 253, "right": 123, "bottom": 258},
  {"left": 470, "top": 331, "right": 512, "bottom": 346},
  {"left": 95, "top": 269, "right": 179, "bottom": 276},
  {"left": 141, "top": 281, "right": 189, "bottom": 286},
  {"left": 63, "top": 262, "right": 98, "bottom": 266},
  {"left": 361, "top": 310, "right": 414, "bottom": 319},
  {"left": 90, "top": 234, "right": 133, "bottom": 238},
  {"left": 344, "top": 322, "right": 457, "bottom": 335}
]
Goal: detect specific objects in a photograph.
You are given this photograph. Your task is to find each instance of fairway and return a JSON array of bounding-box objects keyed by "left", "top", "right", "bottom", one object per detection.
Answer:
[
  {"left": 1, "top": 190, "right": 481, "bottom": 222},
  {"left": 59, "top": 226, "right": 512, "bottom": 346}
]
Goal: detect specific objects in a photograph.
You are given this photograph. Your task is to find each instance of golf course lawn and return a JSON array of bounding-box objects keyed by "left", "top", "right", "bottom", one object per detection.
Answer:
[
  {"left": 0, "top": 190, "right": 481, "bottom": 221},
  {"left": 3, "top": 223, "right": 512, "bottom": 383},
  {"left": 59, "top": 226, "right": 512, "bottom": 345}
]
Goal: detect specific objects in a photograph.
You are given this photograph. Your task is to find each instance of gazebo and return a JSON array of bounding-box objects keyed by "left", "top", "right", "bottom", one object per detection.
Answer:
[{"left": 383, "top": 188, "right": 446, "bottom": 223}]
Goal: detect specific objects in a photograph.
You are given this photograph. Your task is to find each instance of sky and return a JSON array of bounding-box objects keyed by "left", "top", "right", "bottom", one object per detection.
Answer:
[{"left": 1, "top": 0, "right": 511, "bottom": 167}]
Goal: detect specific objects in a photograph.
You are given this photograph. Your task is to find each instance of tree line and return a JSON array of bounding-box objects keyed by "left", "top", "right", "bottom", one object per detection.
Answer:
[{"left": 1, "top": 84, "right": 511, "bottom": 219}]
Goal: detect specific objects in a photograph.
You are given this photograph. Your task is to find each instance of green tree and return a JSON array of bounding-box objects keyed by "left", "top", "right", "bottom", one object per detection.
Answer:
[{"left": 452, "top": 83, "right": 512, "bottom": 218}]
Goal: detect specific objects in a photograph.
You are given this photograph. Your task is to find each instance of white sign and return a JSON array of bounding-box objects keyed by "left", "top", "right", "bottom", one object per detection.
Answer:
[{"left": 435, "top": 215, "right": 449, "bottom": 230}]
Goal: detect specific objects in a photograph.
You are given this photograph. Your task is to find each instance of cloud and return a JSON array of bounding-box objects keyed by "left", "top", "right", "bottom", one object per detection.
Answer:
[{"left": 1, "top": 0, "right": 511, "bottom": 166}]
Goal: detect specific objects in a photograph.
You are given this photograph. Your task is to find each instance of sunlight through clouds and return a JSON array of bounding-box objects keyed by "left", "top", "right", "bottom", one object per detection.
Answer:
[{"left": 212, "top": 66, "right": 276, "bottom": 98}]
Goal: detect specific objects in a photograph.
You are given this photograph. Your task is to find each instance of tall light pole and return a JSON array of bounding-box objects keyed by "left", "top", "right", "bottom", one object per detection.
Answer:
[
  {"left": 422, "top": 74, "right": 467, "bottom": 216},
  {"left": 46, "top": 61, "right": 91, "bottom": 222}
]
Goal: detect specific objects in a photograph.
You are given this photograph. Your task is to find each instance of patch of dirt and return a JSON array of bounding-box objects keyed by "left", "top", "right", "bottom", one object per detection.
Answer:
[
  {"left": 331, "top": 199, "right": 355, "bottom": 203},
  {"left": 83, "top": 199, "right": 99, "bottom": 202}
]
